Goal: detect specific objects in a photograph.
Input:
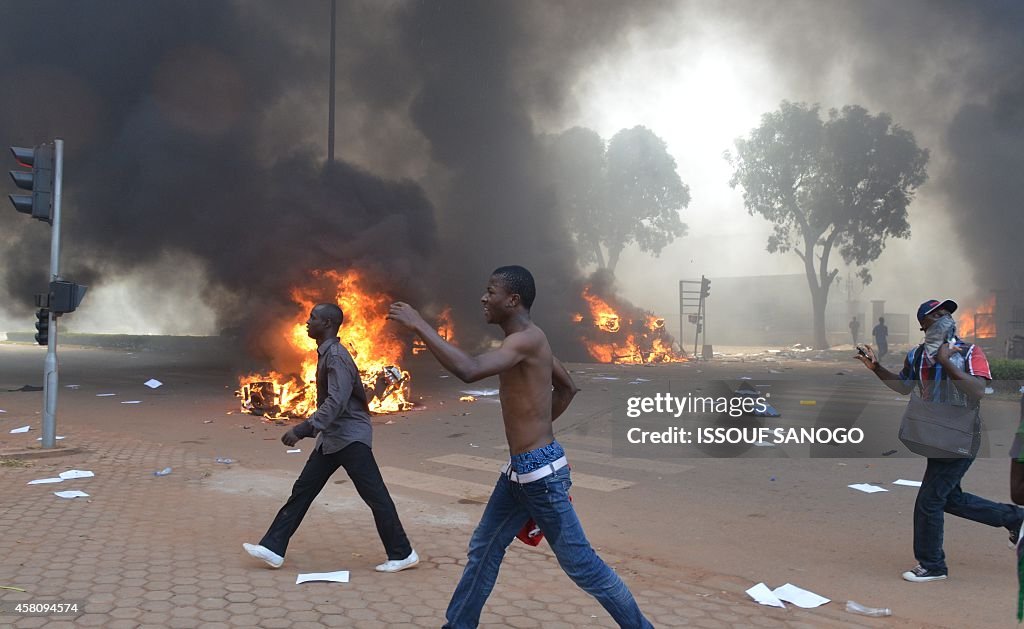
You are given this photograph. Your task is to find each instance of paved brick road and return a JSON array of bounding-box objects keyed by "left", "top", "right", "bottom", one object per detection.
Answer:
[{"left": 0, "top": 428, "right": 926, "bottom": 628}]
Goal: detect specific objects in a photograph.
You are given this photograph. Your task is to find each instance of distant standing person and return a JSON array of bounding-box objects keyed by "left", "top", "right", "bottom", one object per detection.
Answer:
[
  {"left": 856, "top": 298, "right": 1023, "bottom": 583},
  {"left": 388, "top": 266, "right": 652, "bottom": 628},
  {"left": 243, "top": 303, "right": 418, "bottom": 573},
  {"left": 849, "top": 315, "right": 861, "bottom": 345},
  {"left": 873, "top": 316, "right": 889, "bottom": 358}
]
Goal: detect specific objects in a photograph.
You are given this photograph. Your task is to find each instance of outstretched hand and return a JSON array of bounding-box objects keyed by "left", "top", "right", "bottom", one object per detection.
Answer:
[
  {"left": 854, "top": 344, "right": 878, "bottom": 371},
  {"left": 387, "top": 302, "right": 426, "bottom": 331}
]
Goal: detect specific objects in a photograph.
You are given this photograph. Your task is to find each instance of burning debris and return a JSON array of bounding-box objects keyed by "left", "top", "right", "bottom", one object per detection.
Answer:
[
  {"left": 957, "top": 294, "right": 996, "bottom": 340},
  {"left": 573, "top": 284, "right": 687, "bottom": 364},
  {"left": 237, "top": 269, "right": 414, "bottom": 418},
  {"left": 412, "top": 307, "right": 456, "bottom": 355}
]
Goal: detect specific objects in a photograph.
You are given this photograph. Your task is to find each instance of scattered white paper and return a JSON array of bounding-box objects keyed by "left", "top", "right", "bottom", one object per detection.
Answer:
[
  {"left": 848, "top": 483, "right": 888, "bottom": 493},
  {"left": 65, "top": 384, "right": 80, "bottom": 389},
  {"left": 0, "top": 409, "right": 6, "bottom": 413},
  {"left": 36, "top": 436, "right": 66, "bottom": 441},
  {"left": 985, "top": 387, "right": 994, "bottom": 394},
  {"left": 27, "top": 477, "right": 63, "bottom": 485},
  {"left": 96, "top": 393, "right": 116, "bottom": 397},
  {"left": 296, "top": 570, "right": 349, "bottom": 584},
  {"left": 54, "top": 490, "right": 89, "bottom": 499},
  {"left": 10, "top": 425, "right": 30, "bottom": 433},
  {"left": 287, "top": 449, "right": 302, "bottom": 453},
  {"left": 592, "top": 376, "right": 619, "bottom": 381},
  {"left": 772, "top": 583, "right": 830, "bottom": 608},
  {"left": 121, "top": 400, "right": 142, "bottom": 404},
  {"left": 893, "top": 479, "right": 923, "bottom": 487},
  {"left": 144, "top": 379, "right": 163, "bottom": 389},
  {"left": 746, "top": 582, "right": 785, "bottom": 608},
  {"left": 59, "top": 470, "right": 94, "bottom": 480},
  {"left": 460, "top": 389, "right": 499, "bottom": 396}
]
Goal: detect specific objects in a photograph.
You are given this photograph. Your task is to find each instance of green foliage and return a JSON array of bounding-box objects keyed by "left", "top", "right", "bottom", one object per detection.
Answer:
[
  {"left": 991, "top": 359, "right": 1024, "bottom": 382},
  {"left": 546, "top": 126, "right": 690, "bottom": 273},
  {"left": 725, "top": 101, "right": 929, "bottom": 348}
]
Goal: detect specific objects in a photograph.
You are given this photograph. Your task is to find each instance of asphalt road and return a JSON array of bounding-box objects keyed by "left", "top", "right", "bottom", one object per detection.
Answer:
[{"left": 1, "top": 341, "right": 1021, "bottom": 627}]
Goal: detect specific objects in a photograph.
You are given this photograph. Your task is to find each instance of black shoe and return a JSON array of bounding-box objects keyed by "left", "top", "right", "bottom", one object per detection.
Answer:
[{"left": 902, "top": 565, "right": 947, "bottom": 583}]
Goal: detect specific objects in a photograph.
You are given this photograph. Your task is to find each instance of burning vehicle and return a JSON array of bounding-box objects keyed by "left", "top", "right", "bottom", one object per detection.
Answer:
[{"left": 237, "top": 269, "right": 414, "bottom": 418}]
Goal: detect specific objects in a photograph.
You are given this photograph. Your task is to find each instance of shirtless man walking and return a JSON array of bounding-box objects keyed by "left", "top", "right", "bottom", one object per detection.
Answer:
[{"left": 388, "top": 265, "right": 652, "bottom": 628}]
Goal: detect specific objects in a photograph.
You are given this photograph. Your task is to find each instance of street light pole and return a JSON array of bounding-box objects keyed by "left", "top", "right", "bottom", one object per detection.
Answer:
[
  {"left": 41, "top": 138, "right": 65, "bottom": 448},
  {"left": 327, "top": 0, "right": 336, "bottom": 165}
]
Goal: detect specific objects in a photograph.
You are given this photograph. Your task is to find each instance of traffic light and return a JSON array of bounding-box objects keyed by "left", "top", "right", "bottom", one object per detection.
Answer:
[
  {"left": 700, "top": 276, "right": 711, "bottom": 299},
  {"left": 9, "top": 144, "right": 54, "bottom": 224},
  {"left": 34, "top": 308, "right": 49, "bottom": 345},
  {"left": 49, "top": 280, "right": 88, "bottom": 314}
]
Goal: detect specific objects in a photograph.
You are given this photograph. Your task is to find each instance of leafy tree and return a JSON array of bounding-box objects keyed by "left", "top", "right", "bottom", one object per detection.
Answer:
[
  {"left": 548, "top": 126, "right": 690, "bottom": 274},
  {"left": 727, "top": 101, "right": 929, "bottom": 349}
]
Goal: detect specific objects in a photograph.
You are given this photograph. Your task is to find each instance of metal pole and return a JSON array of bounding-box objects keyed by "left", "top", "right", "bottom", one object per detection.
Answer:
[
  {"left": 678, "top": 280, "right": 684, "bottom": 352},
  {"left": 41, "top": 138, "right": 64, "bottom": 449},
  {"left": 327, "top": 0, "right": 336, "bottom": 165},
  {"left": 693, "top": 275, "right": 703, "bottom": 360}
]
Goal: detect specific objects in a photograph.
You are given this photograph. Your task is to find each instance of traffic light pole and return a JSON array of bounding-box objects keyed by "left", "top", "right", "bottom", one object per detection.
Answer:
[{"left": 41, "top": 139, "right": 64, "bottom": 449}]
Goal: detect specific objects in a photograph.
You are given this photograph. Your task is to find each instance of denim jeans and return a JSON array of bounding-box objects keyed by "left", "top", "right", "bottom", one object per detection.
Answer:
[
  {"left": 914, "top": 456, "right": 1024, "bottom": 573},
  {"left": 444, "top": 464, "right": 652, "bottom": 628}
]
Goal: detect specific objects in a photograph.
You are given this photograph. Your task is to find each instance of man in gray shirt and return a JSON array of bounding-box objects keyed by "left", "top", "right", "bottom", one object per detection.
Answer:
[{"left": 244, "top": 303, "right": 418, "bottom": 572}]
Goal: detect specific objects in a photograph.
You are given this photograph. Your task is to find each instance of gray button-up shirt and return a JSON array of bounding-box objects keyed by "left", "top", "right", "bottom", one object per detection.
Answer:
[{"left": 293, "top": 337, "right": 373, "bottom": 454}]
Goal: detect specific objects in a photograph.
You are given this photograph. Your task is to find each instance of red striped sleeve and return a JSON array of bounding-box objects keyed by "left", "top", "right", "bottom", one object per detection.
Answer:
[{"left": 965, "top": 344, "right": 992, "bottom": 380}]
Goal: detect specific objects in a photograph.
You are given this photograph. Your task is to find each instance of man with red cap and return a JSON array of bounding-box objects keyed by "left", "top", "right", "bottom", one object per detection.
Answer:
[{"left": 856, "top": 298, "right": 1024, "bottom": 583}]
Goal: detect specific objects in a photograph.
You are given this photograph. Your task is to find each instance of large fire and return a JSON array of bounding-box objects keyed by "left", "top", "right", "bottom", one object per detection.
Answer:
[
  {"left": 413, "top": 306, "right": 456, "bottom": 355},
  {"left": 574, "top": 286, "right": 687, "bottom": 364},
  {"left": 958, "top": 294, "right": 997, "bottom": 340},
  {"left": 237, "top": 269, "right": 413, "bottom": 418}
]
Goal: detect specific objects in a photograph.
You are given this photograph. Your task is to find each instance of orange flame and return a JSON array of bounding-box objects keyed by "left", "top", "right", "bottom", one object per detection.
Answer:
[
  {"left": 237, "top": 269, "right": 413, "bottom": 417},
  {"left": 957, "top": 294, "right": 997, "bottom": 339},
  {"left": 412, "top": 306, "right": 457, "bottom": 355},
  {"left": 574, "top": 285, "right": 687, "bottom": 364}
]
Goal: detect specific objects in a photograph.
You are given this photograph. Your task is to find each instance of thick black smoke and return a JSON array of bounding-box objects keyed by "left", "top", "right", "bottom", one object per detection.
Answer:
[
  {"left": 0, "top": 1, "right": 675, "bottom": 361},
  {"left": 0, "top": 2, "right": 438, "bottom": 358},
  {"left": 8, "top": 1, "right": 1019, "bottom": 360}
]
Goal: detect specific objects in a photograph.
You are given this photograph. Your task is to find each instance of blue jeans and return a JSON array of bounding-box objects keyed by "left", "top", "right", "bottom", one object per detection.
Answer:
[
  {"left": 914, "top": 457, "right": 1024, "bottom": 573},
  {"left": 444, "top": 463, "right": 652, "bottom": 628}
]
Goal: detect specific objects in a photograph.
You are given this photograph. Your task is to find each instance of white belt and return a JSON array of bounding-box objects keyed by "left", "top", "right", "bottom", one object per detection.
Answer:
[{"left": 501, "top": 456, "right": 568, "bottom": 483}]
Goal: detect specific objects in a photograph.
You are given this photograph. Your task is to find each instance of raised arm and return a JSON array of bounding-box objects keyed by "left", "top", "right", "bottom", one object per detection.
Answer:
[
  {"left": 936, "top": 343, "right": 987, "bottom": 402},
  {"left": 387, "top": 302, "right": 528, "bottom": 382},
  {"left": 855, "top": 344, "right": 913, "bottom": 395},
  {"left": 551, "top": 357, "right": 578, "bottom": 421}
]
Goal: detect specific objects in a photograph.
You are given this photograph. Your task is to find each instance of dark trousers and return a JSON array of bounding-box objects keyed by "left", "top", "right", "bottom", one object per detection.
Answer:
[
  {"left": 260, "top": 441, "right": 412, "bottom": 560},
  {"left": 914, "top": 456, "right": 1023, "bottom": 573}
]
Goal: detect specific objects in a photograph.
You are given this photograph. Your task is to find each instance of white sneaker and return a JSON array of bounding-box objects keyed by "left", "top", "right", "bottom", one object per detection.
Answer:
[
  {"left": 375, "top": 549, "right": 419, "bottom": 573},
  {"left": 243, "top": 542, "right": 284, "bottom": 569},
  {"left": 901, "top": 564, "right": 947, "bottom": 583}
]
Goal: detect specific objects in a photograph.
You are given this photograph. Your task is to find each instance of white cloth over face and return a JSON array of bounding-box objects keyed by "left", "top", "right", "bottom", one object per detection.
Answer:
[{"left": 923, "top": 314, "right": 956, "bottom": 356}]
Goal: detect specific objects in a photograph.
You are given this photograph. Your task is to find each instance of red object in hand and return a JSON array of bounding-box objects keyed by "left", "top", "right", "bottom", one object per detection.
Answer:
[
  {"left": 516, "top": 518, "right": 545, "bottom": 546},
  {"left": 515, "top": 495, "right": 572, "bottom": 546}
]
